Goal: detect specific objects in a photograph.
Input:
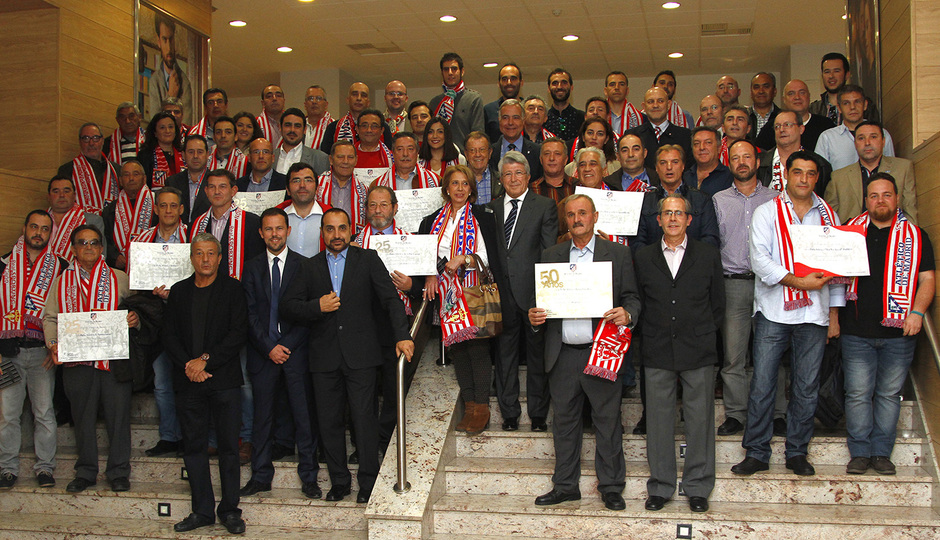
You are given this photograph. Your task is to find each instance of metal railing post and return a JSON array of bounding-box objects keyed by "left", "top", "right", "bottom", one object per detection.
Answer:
[{"left": 394, "top": 299, "right": 429, "bottom": 494}]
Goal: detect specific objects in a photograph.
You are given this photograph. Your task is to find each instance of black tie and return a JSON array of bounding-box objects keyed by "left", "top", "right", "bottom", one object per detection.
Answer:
[
  {"left": 508, "top": 143, "right": 517, "bottom": 152},
  {"left": 269, "top": 257, "right": 281, "bottom": 342},
  {"left": 505, "top": 199, "right": 519, "bottom": 246}
]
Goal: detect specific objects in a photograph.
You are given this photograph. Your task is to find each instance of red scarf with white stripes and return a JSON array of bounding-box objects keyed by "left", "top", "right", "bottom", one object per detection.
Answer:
[
  {"left": 48, "top": 205, "right": 87, "bottom": 261},
  {"left": 434, "top": 81, "right": 466, "bottom": 123},
  {"left": 334, "top": 112, "right": 358, "bottom": 144},
  {"left": 430, "top": 203, "right": 481, "bottom": 345},
  {"left": 666, "top": 101, "right": 689, "bottom": 128},
  {"left": 188, "top": 117, "right": 209, "bottom": 138},
  {"left": 107, "top": 128, "right": 145, "bottom": 164},
  {"left": 191, "top": 205, "right": 247, "bottom": 280},
  {"left": 373, "top": 167, "right": 440, "bottom": 190},
  {"left": 152, "top": 146, "right": 184, "bottom": 188},
  {"left": 357, "top": 223, "right": 413, "bottom": 315},
  {"left": 773, "top": 193, "right": 839, "bottom": 310},
  {"left": 608, "top": 102, "right": 642, "bottom": 137},
  {"left": 0, "top": 239, "right": 61, "bottom": 340},
  {"left": 307, "top": 114, "right": 333, "bottom": 149},
  {"left": 256, "top": 113, "right": 280, "bottom": 146},
  {"left": 418, "top": 158, "right": 459, "bottom": 176},
  {"left": 113, "top": 186, "right": 154, "bottom": 257},
  {"left": 133, "top": 222, "right": 188, "bottom": 244},
  {"left": 719, "top": 136, "right": 730, "bottom": 166},
  {"left": 71, "top": 155, "right": 118, "bottom": 215},
  {"left": 846, "top": 210, "right": 922, "bottom": 327},
  {"left": 208, "top": 147, "right": 248, "bottom": 178},
  {"left": 57, "top": 256, "right": 119, "bottom": 371},
  {"left": 584, "top": 319, "right": 632, "bottom": 381},
  {"left": 316, "top": 171, "right": 367, "bottom": 235},
  {"left": 430, "top": 204, "right": 479, "bottom": 288}
]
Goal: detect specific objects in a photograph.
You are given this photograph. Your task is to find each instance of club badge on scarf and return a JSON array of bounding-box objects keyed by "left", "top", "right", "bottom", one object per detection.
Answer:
[{"left": 583, "top": 319, "right": 632, "bottom": 382}]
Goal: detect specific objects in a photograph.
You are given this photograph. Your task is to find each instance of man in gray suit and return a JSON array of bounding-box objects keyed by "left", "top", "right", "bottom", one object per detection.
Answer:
[
  {"left": 530, "top": 194, "right": 640, "bottom": 511},
  {"left": 273, "top": 108, "right": 330, "bottom": 178},
  {"left": 488, "top": 151, "right": 558, "bottom": 432}
]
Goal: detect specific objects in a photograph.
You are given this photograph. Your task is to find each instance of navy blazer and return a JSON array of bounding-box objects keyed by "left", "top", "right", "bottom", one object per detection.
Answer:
[
  {"left": 242, "top": 249, "right": 310, "bottom": 375},
  {"left": 488, "top": 136, "right": 543, "bottom": 181},
  {"left": 626, "top": 121, "right": 692, "bottom": 172},
  {"left": 633, "top": 184, "right": 720, "bottom": 251},
  {"left": 236, "top": 170, "right": 288, "bottom": 194},
  {"left": 166, "top": 170, "right": 211, "bottom": 227}
]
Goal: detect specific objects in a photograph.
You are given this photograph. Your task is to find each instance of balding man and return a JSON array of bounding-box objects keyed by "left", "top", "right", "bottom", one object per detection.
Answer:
[
  {"left": 716, "top": 76, "right": 741, "bottom": 113},
  {"left": 748, "top": 72, "right": 781, "bottom": 150},
  {"left": 236, "top": 138, "right": 287, "bottom": 194},
  {"left": 257, "top": 84, "right": 286, "bottom": 147},
  {"left": 626, "top": 87, "right": 693, "bottom": 171},
  {"left": 320, "top": 82, "right": 393, "bottom": 155},
  {"left": 384, "top": 80, "right": 409, "bottom": 134},
  {"left": 304, "top": 85, "right": 333, "bottom": 150},
  {"left": 653, "top": 70, "right": 694, "bottom": 128},
  {"left": 698, "top": 95, "right": 723, "bottom": 130},
  {"left": 782, "top": 79, "right": 835, "bottom": 152}
]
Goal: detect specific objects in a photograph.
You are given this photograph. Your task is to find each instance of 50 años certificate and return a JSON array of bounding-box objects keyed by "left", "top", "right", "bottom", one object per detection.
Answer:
[
  {"left": 57, "top": 310, "right": 129, "bottom": 363},
  {"left": 128, "top": 242, "right": 193, "bottom": 290},
  {"left": 535, "top": 261, "right": 613, "bottom": 318}
]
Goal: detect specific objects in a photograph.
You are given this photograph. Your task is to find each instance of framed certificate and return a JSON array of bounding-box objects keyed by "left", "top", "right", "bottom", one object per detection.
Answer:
[
  {"left": 370, "top": 234, "right": 438, "bottom": 276},
  {"left": 535, "top": 262, "right": 613, "bottom": 318},
  {"left": 233, "top": 190, "right": 286, "bottom": 215},
  {"left": 791, "top": 224, "right": 870, "bottom": 277},
  {"left": 574, "top": 186, "right": 645, "bottom": 236},
  {"left": 128, "top": 242, "right": 193, "bottom": 290},
  {"left": 394, "top": 188, "right": 445, "bottom": 233},
  {"left": 57, "top": 310, "right": 130, "bottom": 363}
]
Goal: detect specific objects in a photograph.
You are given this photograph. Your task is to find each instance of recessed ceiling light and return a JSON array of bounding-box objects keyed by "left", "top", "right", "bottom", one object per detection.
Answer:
[
  {"left": 298, "top": 0, "right": 314, "bottom": 3},
  {"left": 277, "top": 46, "right": 293, "bottom": 53},
  {"left": 229, "top": 20, "right": 247, "bottom": 27},
  {"left": 562, "top": 34, "right": 579, "bottom": 41},
  {"left": 662, "top": 2, "right": 681, "bottom": 8},
  {"left": 842, "top": 13, "right": 848, "bottom": 19},
  {"left": 440, "top": 15, "right": 457, "bottom": 22},
  {"left": 668, "top": 52, "right": 684, "bottom": 58},
  {"left": 483, "top": 62, "right": 498, "bottom": 68}
]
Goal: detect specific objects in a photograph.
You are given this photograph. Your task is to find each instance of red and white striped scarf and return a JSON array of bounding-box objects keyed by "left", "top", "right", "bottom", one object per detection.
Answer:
[
  {"left": 667, "top": 101, "right": 690, "bottom": 129},
  {"left": 71, "top": 155, "right": 118, "bottom": 215},
  {"left": 356, "top": 142, "right": 394, "bottom": 168},
  {"left": 208, "top": 147, "right": 248, "bottom": 178},
  {"left": 431, "top": 203, "right": 480, "bottom": 345},
  {"left": 57, "top": 256, "right": 119, "bottom": 371},
  {"left": 623, "top": 176, "right": 654, "bottom": 193},
  {"left": 846, "top": 210, "right": 922, "bottom": 327},
  {"left": 373, "top": 166, "right": 440, "bottom": 190},
  {"left": 434, "top": 81, "right": 466, "bottom": 123},
  {"left": 191, "top": 205, "right": 247, "bottom": 280},
  {"left": 719, "top": 136, "right": 730, "bottom": 166},
  {"left": 113, "top": 186, "right": 154, "bottom": 257},
  {"left": 769, "top": 148, "right": 803, "bottom": 192},
  {"left": 151, "top": 146, "right": 184, "bottom": 189},
  {"left": 334, "top": 112, "right": 359, "bottom": 144},
  {"left": 773, "top": 193, "right": 839, "bottom": 310},
  {"left": 358, "top": 223, "right": 413, "bottom": 315},
  {"left": 430, "top": 203, "right": 479, "bottom": 288},
  {"left": 107, "top": 128, "right": 145, "bottom": 164},
  {"left": 695, "top": 116, "right": 704, "bottom": 127},
  {"left": 48, "top": 205, "right": 87, "bottom": 261},
  {"left": 256, "top": 113, "right": 280, "bottom": 146},
  {"left": 188, "top": 117, "right": 210, "bottom": 138},
  {"left": 133, "top": 222, "right": 188, "bottom": 244},
  {"left": 0, "top": 239, "right": 61, "bottom": 340},
  {"left": 608, "top": 102, "right": 643, "bottom": 137},
  {"left": 306, "top": 113, "right": 334, "bottom": 149},
  {"left": 583, "top": 319, "right": 632, "bottom": 381},
  {"left": 569, "top": 137, "right": 581, "bottom": 162},
  {"left": 590, "top": 184, "right": 630, "bottom": 245},
  {"left": 418, "top": 158, "right": 459, "bottom": 176},
  {"left": 316, "top": 171, "right": 367, "bottom": 235}
]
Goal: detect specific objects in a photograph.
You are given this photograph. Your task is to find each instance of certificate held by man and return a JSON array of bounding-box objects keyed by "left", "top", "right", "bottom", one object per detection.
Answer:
[
  {"left": 574, "top": 186, "right": 644, "bottom": 236},
  {"left": 370, "top": 234, "right": 438, "bottom": 276},
  {"left": 394, "top": 187, "right": 445, "bottom": 233},
  {"left": 790, "top": 224, "right": 870, "bottom": 277},
  {"left": 535, "top": 261, "right": 613, "bottom": 318},
  {"left": 233, "top": 190, "right": 286, "bottom": 215},
  {"left": 57, "top": 310, "right": 130, "bottom": 363},
  {"left": 128, "top": 242, "right": 193, "bottom": 290}
]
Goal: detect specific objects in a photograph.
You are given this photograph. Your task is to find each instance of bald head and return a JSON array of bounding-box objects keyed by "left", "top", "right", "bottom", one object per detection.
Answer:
[
  {"left": 782, "top": 79, "right": 811, "bottom": 116},
  {"left": 699, "top": 95, "right": 723, "bottom": 129}
]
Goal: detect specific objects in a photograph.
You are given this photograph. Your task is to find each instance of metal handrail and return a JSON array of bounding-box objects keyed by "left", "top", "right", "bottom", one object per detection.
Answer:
[
  {"left": 922, "top": 311, "right": 940, "bottom": 376},
  {"left": 394, "top": 298, "right": 430, "bottom": 494}
]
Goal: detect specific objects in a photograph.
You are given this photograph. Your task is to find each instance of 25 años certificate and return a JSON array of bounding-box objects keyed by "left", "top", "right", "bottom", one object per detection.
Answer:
[
  {"left": 370, "top": 234, "right": 438, "bottom": 276},
  {"left": 790, "top": 224, "right": 870, "bottom": 277},
  {"left": 574, "top": 186, "right": 645, "bottom": 236},
  {"left": 233, "top": 190, "right": 286, "bottom": 215},
  {"left": 394, "top": 188, "right": 445, "bottom": 233},
  {"left": 535, "top": 262, "right": 613, "bottom": 318},
  {"left": 57, "top": 310, "right": 129, "bottom": 363},
  {"left": 128, "top": 242, "right": 193, "bottom": 290}
]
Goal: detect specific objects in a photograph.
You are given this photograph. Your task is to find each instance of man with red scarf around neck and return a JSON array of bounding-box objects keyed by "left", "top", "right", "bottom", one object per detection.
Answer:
[
  {"left": 372, "top": 132, "right": 439, "bottom": 191},
  {"left": 56, "top": 123, "right": 119, "bottom": 216},
  {"left": 604, "top": 71, "right": 642, "bottom": 139},
  {"left": 316, "top": 141, "right": 368, "bottom": 237},
  {"left": 104, "top": 103, "right": 145, "bottom": 165},
  {"left": 46, "top": 177, "right": 108, "bottom": 262},
  {"left": 102, "top": 160, "right": 155, "bottom": 271},
  {"left": 429, "top": 52, "right": 484, "bottom": 153},
  {"left": 319, "top": 83, "right": 392, "bottom": 156}
]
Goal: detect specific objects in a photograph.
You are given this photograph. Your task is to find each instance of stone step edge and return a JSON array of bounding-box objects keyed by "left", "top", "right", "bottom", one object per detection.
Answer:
[
  {"left": 458, "top": 430, "right": 929, "bottom": 444},
  {"left": 20, "top": 446, "right": 343, "bottom": 469},
  {"left": 431, "top": 493, "right": 940, "bottom": 526}
]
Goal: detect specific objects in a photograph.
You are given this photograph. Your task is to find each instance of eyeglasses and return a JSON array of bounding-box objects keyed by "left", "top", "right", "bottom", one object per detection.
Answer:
[
  {"left": 660, "top": 210, "right": 687, "bottom": 218},
  {"left": 74, "top": 239, "right": 102, "bottom": 247},
  {"left": 385, "top": 91, "right": 405, "bottom": 98},
  {"left": 79, "top": 135, "right": 102, "bottom": 142},
  {"left": 305, "top": 96, "right": 326, "bottom": 103},
  {"left": 774, "top": 122, "right": 798, "bottom": 131},
  {"left": 358, "top": 123, "right": 382, "bottom": 130},
  {"left": 501, "top": 170, "right": 527, "bottom": 179}
]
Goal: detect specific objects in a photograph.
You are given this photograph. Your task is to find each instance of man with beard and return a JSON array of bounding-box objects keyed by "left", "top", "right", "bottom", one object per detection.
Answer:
[
  {"left": 809, "top": 52, "right": 880, "bottom": 124},
  {"left": 149, "top": 13, "right": 193, "bottom": 125},
  {"left": 544, "top": 68, "right": 584, "bottom": 141},
  {"left": 485, "top": 64, "right": 524, "bottom": 142},
  {"left": 274, "top": 109, "right": 330, "bottom": 177}
]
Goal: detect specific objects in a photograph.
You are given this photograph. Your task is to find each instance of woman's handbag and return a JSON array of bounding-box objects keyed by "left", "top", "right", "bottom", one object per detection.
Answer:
[{"left": 462, "top": 253, "right": 503, "bottom": 338}]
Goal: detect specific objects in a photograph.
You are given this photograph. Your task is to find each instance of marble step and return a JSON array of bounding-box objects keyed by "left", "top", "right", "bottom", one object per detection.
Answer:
[
  {"left": 0, "top": 512, "right": 367, "bottom": 539},
  {"left": 16, "top": 447, "right": 359, "bottom": 491},
  {"left": 454, "top": 429, "right": 928, "bottom": 467},
  {"left": 431, "top": 494, "right": 940, "bottom": 538},
  {"left": 444, "top": 457, "right": 933, "bottom": 506},
  {"left": 0, "top": 482, "right": 367, "bottom": 530}
]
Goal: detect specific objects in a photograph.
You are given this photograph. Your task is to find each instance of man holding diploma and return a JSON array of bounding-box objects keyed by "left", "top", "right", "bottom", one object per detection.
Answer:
[
  {"left": 529, "top": 193, "right": 640, "bottom": 511},
  {"left": 733, "top": 151, "right": 845, "bottom": 477}
]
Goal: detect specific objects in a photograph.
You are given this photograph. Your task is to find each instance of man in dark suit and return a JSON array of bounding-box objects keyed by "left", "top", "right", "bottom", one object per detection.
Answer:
[
  {"left": 191, "top": 170, "right": 264, "bottom": 280},
  {"left": 488, "top": 151, "right": 558, "bottom": 432},
  {"left": 488, "top": 99, "right": 543, "bottom": 180},
  {"left": 239, "top": 208, "right": 319, "bottom": 500},
  {"left": 236, "top": 138, "right": 288, "bottom": 194},
  {"left": 634, "top": 194, "right": 725, "bottom": 513},
  {"left": 166, "top": 134, "right": 211, "bottom": 226},
  {"left": 530, "top": 194, "right": 640, "bottom": 512},
  {"left": 627, "top": 87, "right": 692, "bottom": 171},
  {"left": 281, "top": 208, "right": 414, "bottom": 504},
  {"left": 272, "top": 108, "right": 330, "bottom": 177},
  {"left": 604, "top": 133, "right": 660, "bottom": 191},
  {"left": 162, "top": 232, "right": 248, "bottom": 535}
]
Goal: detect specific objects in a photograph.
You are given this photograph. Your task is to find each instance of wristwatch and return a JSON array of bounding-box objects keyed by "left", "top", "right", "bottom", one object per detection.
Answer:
[
  {"left": 464, "top": 255, "right": 473, "bottom": 267},
  {"left": 200, "top": 353, "right": 210, "bottom": 362}
]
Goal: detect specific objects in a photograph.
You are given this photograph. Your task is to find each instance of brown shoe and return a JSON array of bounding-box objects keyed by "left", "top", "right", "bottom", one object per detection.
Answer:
[
  {"left": 465, "top": 402, "right": 490, "bottom": 435},
  {"left": 456, "top": 401, "right": 476, "bottom": 432},
  {"left": 239, "top": 442, "right": 253, "bottom": 465}
]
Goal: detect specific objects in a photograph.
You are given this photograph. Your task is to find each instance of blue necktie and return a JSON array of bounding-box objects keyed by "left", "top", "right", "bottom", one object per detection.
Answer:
[
  {"left": 269, "top": 257, "right": 281, "bottom": 342},
  {"left": 505, "top": 199, "right": 519, "bottom": 246}
]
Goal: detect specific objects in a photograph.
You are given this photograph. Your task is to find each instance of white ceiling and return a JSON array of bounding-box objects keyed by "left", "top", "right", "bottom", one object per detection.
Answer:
[{"left": 210, "top": 0, "right": 847, "bottom": 98}]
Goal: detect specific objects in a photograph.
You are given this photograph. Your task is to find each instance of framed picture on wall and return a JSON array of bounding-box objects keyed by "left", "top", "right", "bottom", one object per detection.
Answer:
[
  {"left": 847, "top": 0, "right": 880, "bottom": 116},
  {"left": 134, "top": 1, "right": 210, "bottom": 128}
]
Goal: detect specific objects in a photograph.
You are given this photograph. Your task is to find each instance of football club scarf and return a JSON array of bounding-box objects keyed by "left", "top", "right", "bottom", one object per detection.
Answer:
[
  {"left": 48, "top": 205, "right": 86, "bottom": 261},
  {"left": 846, "top": 210, "right": 922, "bottom": 327},
  {"left": 256, "top": 113, "right": 280, "bottom": 146},
  {"left": 315, "top": 171, "right": 367, "bottom": 234},
  {"left": 132, "top": 222, "right": 188, "bottom": 245},
  {"left": 191, "top": 204, "right": 247, "bottom": 280},
  {"left": 430, "top": 203, "right": 480, "bottom": 344},
  {"left": 57, "top": 256, "right": 119, "bottom": 371},
  {"left": 608, "top": 102, "right": 643, "bottom": 137},
  {"left": 334, "top": 112, "right": 359, "bottom": 144},
  {"left": 358, "top": 223, "right": 413, "bottom": 315},
  {"left": 667, "top": 101, "right": 690, "bottom": 128},
  {"left": 386, "top": 111, "right": 407, "bottom": 134},
  {"left": 208, "top": 147, "right": 249, "bottom": 178},
  {"left": 356, "top": 141, "right": 394, "bottom": 168},
  {"left": 434, "top": 80, "right": 466, "bottom": 123},
  {"left": 373, "top": 167, "right": 440, "bottom": 190},
  {"left": 583, "top": 319, "right": 632, "bottom": 382},
  {"left": 769, "top": 148, "right": 803, "bottom": 192},
  {"left": 590, "top": 184, "right": 630, "bottom": 245},
  {"left": 107, "top": 128, "right": 145, "bottom": 164},
  {"left": 188, "top": 117, "right": 209, "bottom": 138},
  {"left": 418, "top": 158, "right": 459, "bottom": 176},
  {"left": 773, "top": 193, "right": 839, "bottom": 310},
  {"left": 113, "top": 186, "right": 154, "bottom": 257},
  {"left": 719, "top": 136, "right": 730, "bottom": 166},
  {"left": 152, "top": 146, "right": 184, "bottom": 188},
  {"left": 72, "top": 155, "right": 118, "bottom": 215},
  {"left": 306, "top": 113, "right": 334, "bottom": 149},
  {"left": 0, "top": 239, "right": 61, "bottom": 340}
]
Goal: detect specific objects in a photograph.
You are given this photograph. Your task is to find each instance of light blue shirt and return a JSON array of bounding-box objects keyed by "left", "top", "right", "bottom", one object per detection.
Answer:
[
  {"left": 815, "top": 123, "right": 895, "bottom": 171},
  {"left": 621, "top": 169, "right": 650, "bottom": 191},
  {"left": 562, "top": 236, "right": 597, "bottom": 344},
  {"left": 246, "top": 169, "right": 273, "bottom": 192},
  {"left": 326, "top": 247, "right": 348, "bottom": 297},
  {"left": 285, "top": 202, "right": 323, "bottom": 258},
  {"left": 500, "top": 136, "right": 524, "bottom": 159}
]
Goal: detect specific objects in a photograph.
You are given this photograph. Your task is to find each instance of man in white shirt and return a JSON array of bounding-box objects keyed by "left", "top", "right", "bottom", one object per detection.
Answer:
[
  {"left": 816, "top": 85, "right": 895, "bottom": 171},
  {"left": 274, "top": 109, "right": 330, "bottom": 177},
  {"left": 304, "top": 86, "right": 333, "bottom": 150}
]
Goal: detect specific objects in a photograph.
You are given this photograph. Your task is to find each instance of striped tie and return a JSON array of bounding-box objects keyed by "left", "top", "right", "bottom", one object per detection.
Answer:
[
  {"left": 504, "top": 199, "right": 519, "bottom": 246},
  {"left": 654, "top": 125, "right": 663, "bottom": 141}
]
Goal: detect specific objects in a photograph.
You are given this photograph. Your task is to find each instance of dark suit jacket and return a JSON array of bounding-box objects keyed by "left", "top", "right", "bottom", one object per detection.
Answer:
[
  {"left": 483, "top": 98, "right": 506, "bottom": 143},
  {"left": 215, "top": 211, "right": 264, "bottom": 278},
  {"left": 101, "top": 194, "right": 157, "bottom": 267},
  {"left": 417, "top": 204, "right": 503, "bottom": 284},
  {"left": 166, "top": 170, "right": 210, "bottom": 226},
  {"left": 540, "top": 237, "right": 641, "bottom": 374},
  {"left": 604, "top": 167, "right": 660, "bottom": 191},
  {"left": 634, "top": 237, "right": 724, "bottom": 371},
  {"left": 756, "top": 149, "right": 832, "bottom": 198},
  {"left": 162, "top": 273, "right": 248, "bottom": 392},
  {"left": 318, "top": 120, "right": 394, "bottom": 156},
  {"left": 626, "top": 122, "right": 692, "bottom": 171},
  {"left": 487, "top": 191, "right": 558, "bottom": 311},
  {"left": 242, "top": 249, "right": 310, "bottom": 375},
  {"left": 801, "top": 114, "right": 836, "bottom": 152},
  {"left": 633, "top": 184, "right": 720, "bottom": 251},
  {"left": 749, "top": 103, "right": 781, "bottom": 150},
  {"left": 280, "top": 245, "right": 410, "bottom": 372},
  {"left": 489, "top": 136, "right": 543, "bottom": 181},
  {"left": 236, "top": 171, "right": 288, "bottom": 194}
]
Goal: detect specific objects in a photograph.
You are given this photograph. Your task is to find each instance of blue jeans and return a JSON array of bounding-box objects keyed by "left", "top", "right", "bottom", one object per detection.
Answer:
[
  {"left": 743, "top": 313, "right": 827, "bottom": 461},
  {"left": 152, "top": 352, "right": 181, "bottom": 442},
  {"left": 0, "top": 346, "right": 56, "bottom": 474},
  {"left": 842, "top": 334, "right": 915, "bottom": 458}
]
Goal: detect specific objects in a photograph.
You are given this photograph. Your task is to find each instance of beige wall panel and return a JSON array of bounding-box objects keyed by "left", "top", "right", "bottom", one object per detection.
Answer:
[
  {"left": 51, "top": 0, "right": 132, "bottom": 35},
  {"left": 59, "top": 11, "right": 134, "bottom": 68},
  {"left": 60, "top": 36, "right": 133, "bottom": 85}
]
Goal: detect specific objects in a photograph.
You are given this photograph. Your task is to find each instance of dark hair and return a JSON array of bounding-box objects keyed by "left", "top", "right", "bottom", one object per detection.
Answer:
[
  {"left": 212, "top": 115, "right": 236, "bottom": 131},
  {"left": 855, "top": 120, "right": 885, "bottom": 137},
  {"left": 280, "top": 107, "right": 306, "bottom": 126},
  {"left": 653, "top": 70, "right": 676, "bottom": 86},
  {"left": 392, "top": 131, "right": 419, "bottom": 145},
  {"left": 752, "top": 72, "right": 777, "bottom": 88},
  {"left": 154, "top": 12, "right": 175, "bottom": 36},
  {"left": 440, "top": 52, "right": 464, "bottom": 71},
  {"left": 184, "top": 134, "right": 209, "bottom": 152},
  {"left": 500, "top": 62, "right": 523, "bottom": 81},
  {"left": 48, "top": 176, "right": 74, "bottom": 193},
  {"left": 728, "top": 138, "right": 757, "bottom": 156},
  {"left": 408, "top": 100, "right": 429, "bottom": 116},
  {"left": 286, "top": 161, "right": 317, "bottom": 182},
  {"left": 691, "top": 126, "right": 721, "bottom": 143},
  {"left": 141, "top": 111, "right": 182, "bottom": 156},
  {"left": 205, "top": 168, "right": 236, "bottom": 187},
  {"left": 605, "top": 71, "right": 628, "bottom": 86},
  {"left": 723, "top": 104, "right": 751, "bottom": 123},
  {"left": 584, "top": 96, "right": 609, "bottom": 113},
  {"left": 419, "top": 117, "right": 460, "bottom": 163},
  {"left": 24, "top": 209, "right": 53, "bottom": 228},
  {"left": 821, "top": 52, "right": 850, "bottom": 73},
  {"left": 866, "top": 172, "right": 898, "bottom": 194},
  {"left": 547, "top": 68, "right": 572, "bottom": 86},
  {"left": 232, "top": 111, "right": 264, "bottom": 143},
  {"left": 785, "top": 150, "right": 823, "bottom": 172},
  {"left": 575, "top": 117, "right": 616, "bottom": 163},
  {"left": 203, "top": 88, "right": 228, "bottom": 105},
  {"left": 321, "top": 207, "right": 350, "bottom": 227},
  {"left": 356, "top": 109, "right": 386, "bottom": 129},
  {"left": 837, "top": 84, "right": 866, "bottom": 103},
  {"left": 260, "top": 207, "right": 289, "bottom": 227},
  {"left": 617, "top": 132, "right": 645, "bottom": 149},
  {"left": 156, "top": 186, "right": 183, "bottom": 204},
  {"left": 367, "top": 184, "right": 398, "bottom": 205},
  {"left": 70, "top": 224, "right": 102, "bottom": 245}
]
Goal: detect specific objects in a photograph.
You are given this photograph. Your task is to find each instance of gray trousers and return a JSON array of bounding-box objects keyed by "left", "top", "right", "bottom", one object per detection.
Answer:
[
  {"left": 646, "top": 365, "right": 715, "bottom": 499},
  {"left": 549, "top": 344, "right": 625, "bottom": 495},
  {"left": 0, "top": 346, "right": 56, "bottom": 475},
  {"left": 63, "top": 365, "right": 132, "bottom": 482}
]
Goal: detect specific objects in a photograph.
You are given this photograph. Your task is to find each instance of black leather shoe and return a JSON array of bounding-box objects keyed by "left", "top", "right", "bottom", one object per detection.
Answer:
[
  {"left": 645, "top": 495, "right": 668, "bottom": 511},
  {"left": 785, "top": 455, "right": 815, "bottom": 476},
  {"left": 356, "top": 489, "right": 372, "bottom": 503},
  {"left": 66, "top": 477, "right": 95, "bottom": 493},
  {"left": 325, "top": 484, "right": 351, "bottom": 501},
  {"left": 502, "top": 417, "right": 519, "bottom": 431},
  {"left": 110, "top": 477, "right": 130, "bottom": 492},
  {"left": 534, "top": 489, "right": 581, "bottom": 505},
  {"left": 716, "top": 417, "right": 744, "bottom": 436},
  {"left": 220, "top": 513, "right": 246, "bottom": 535},
  {"left": 302, "top": 481, "right": 322, "bottom": 499},
  {"left": 632, "top": 417, "right": 646, "bottom": 435},
  {"left": 530, "top": 417, "right": 548, "bottom": 432},
  {"left": 145, "top": 439, "right": 180, "bottom": 457},
  {"left": 239, "top": 479, "right": 271, "bottom": 497},
  {"left": 688, "top": 496, "right": 709, "bottom": 512},
  {"left": 173, "top": 513, "right": 214, "bottom": 532},
  {"left": 271, "top": 443, "right": 295, "bottom": 461},
  {"left": 347, "top": 450, "right": 359, "bottom": 464},
  {"left": 602, "top": 492, "right": 626, "bottom": 511},
  {"left": 731, "top": 457, "right": 769, "bottom": 475},
  {"left": 773, "top": 417, "right": 787, "bottom": 437}
]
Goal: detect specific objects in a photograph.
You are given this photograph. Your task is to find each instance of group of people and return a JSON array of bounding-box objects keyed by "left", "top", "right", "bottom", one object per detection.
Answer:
[{"left": 0, "top": 49, "right": 930, "bottom": 533}]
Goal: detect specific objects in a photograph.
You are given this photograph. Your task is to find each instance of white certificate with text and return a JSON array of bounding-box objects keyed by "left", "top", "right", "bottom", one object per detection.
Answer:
[
  {"left": 574, "top": 186, "right": 645, "bottom": 236},
  {"left": 790, "top": 224, "right": 870, "bottom": 277},
  {"left": 128, "top": 242, "right": 193, "bottom": 290},
  {"left": 355, "top": 167, "right": 390, "bottom": 188},
  {"left": 394, "top": 188, "right": 445, "bottom": 233},
  {"left": 57, "top": 310, "right": 129, "bottom": 363},
  {"left": 233, "top": 190, "right": 286, "bottom": 215},
  {"left": 370, "top": 234, "right": 438, "bottom": 276},
  {"left": 535, "top": 262, "right": 613, "bottom": 318}
]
